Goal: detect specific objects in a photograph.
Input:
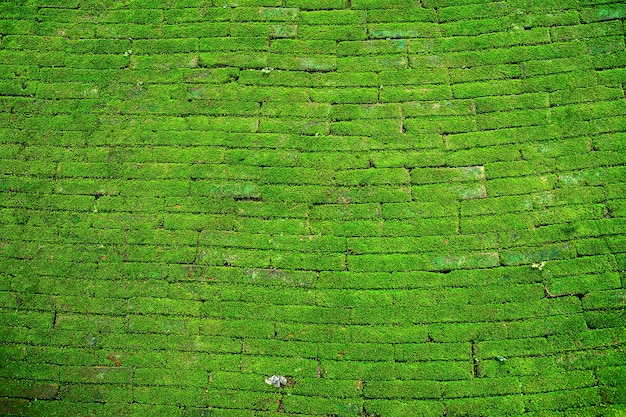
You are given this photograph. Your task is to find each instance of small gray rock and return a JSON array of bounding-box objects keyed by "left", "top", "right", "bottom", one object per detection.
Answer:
[{"left": 265, "top": 375, "right": 288, "bottom": 388}]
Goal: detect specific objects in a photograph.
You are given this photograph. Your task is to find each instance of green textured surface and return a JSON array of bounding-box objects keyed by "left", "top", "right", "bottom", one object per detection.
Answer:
[{"left": 1, "top": 0, "right": 625, "bottom": 416}]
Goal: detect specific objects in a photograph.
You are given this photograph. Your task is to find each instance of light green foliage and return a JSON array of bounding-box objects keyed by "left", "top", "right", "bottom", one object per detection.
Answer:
[{"left": 0, "top": 0, "right": 624, "bottom": 415}]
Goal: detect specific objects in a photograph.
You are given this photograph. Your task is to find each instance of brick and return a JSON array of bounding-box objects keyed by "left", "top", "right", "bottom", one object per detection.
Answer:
[
  {"left": 352, "top": 0, "right": 415, "bottom": 8},
  {"left": 412, "top": 182, "right": 487, "bottom": 202},
  {"left": 381, "top": 202, "right": 457, "bottom": 219},
  {"left": 524, "top": 71, "right": 598, "bottom": 93},
  {"left": 543, "top": 255, "right": 617, "bottom": 277},
  {"left": 310, "top": 203, "right": 380, "bottom": 220},
  {"left": 281, "top": 394, "right": 363, "bottom": 415},
  {"left": 442, "top": 377, "right": 522, "bottom": 398},
  {"left": 368, "top": 7, "right": 436, "bottom": 22},
  {"left": 0, "top": 378, "right": 59, "bottom": 399},
  {"left": 411, "top": 166, "right": 484, "bottom": 184},
  {"left": 395, "top": 342, "right": 471, "bottom": 362},
  {"left": 364, "top": 400, "right": 444, "bottom": 417},
  {"left": 582, "top": 290, "right": 626, "bottom": 311},
  {"left": 269, "top": 40, "right": 335, "bottom": 57},
  {"left": 526, "top": 10, "right": 582, "bottom": 28},
  {"left": 380, "top": 84, "right": 453, "bottom": 102},
  {"left": 133, "top": 39, "right": 198, "bottom": 54},
  {"left": 429, "top": 315, "right": 588, "bottom": 343},
  {"left": 453, "top": 79, "right": 524, "bottom": 99},
  {"left": 232, "top": 7, "right": 299, "bottom": 22},
  {"left": 440, "top": 27, "right": 551, "bottom": 52},
  {"left": 369, "top": 22, "right": 440, "bottom": 38},
  {"left": 380, "top": 68, "right": 449, "bottom": 85},
  {"left": 438, "top": 2, "right": 509, "bottom": 23},
  {"left": 301, "top": 10, "right": 365, "bottom": 25},
  {"left": 551, "top": 20, "right": 623, "bottom": 41},
  {"left": 60, "top": 366, "right": 132, "bottom": 384},
  {"left": 199, "top": 38, "right": 266, "bottom": 54},
  {"left": 331, "top": 103, "right": 400, "bottom": 120},
  {"left": 337, "top": 54, "right": 408, "bottom": 72},
  {"left": 134, "top": 386, "right": 206, "bottom": 407},
  {"left": 289, "top": 377, "right": 363, "bottom": 399},
  {"left": 310, "top": 87, "right": 378, "bottom": 104},
  {"left": 405, "top": 115, "right": 477, "bottom": 134},
  {"left": 580, "top": 4, "right": 626, "bottom": 22},
  {"left": 445, "top": 395, "right": 525, "bottom": 417},
  {"left": 134, "top": 368, "right": 206, "bottom": 387},
  {"left": 337, "top": 39, "right": 407, "bottom": 56},
  {"left": 350, "top": 324, "right": 429, "bottom": 343},
  {"left": 450, "top": 64, "right": 522, "bottom": 83},
  {"left": 524, "top": 387, "right": 603, "bottom": 412},
  {"left": 461, "top": 212, "right": 534, "bottom": 234},
  {"left": 164, "top": 7, "right": 231, "bottom": 23},
  {"left": 487, "top": 175, "right": 556, "bottom": 197},
  {"left": 286, "top": 0, "right": 345, "bottom": 9},
  {"left": 364, "top": 380, "right": 441, "bottom": 399},
  {"left": 440, "top": 17, "right": 510, "bottom": 37},
  {"left": 298, "top": 24, "right": 368, "bottom": 41},
  {"left": 520, "top": 370, "right": 598, "bottom": 394}
]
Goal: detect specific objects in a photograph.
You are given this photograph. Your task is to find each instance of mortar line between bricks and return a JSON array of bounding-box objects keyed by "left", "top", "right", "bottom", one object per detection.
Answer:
[
  {"left": 456, "top": 200, "right": 461, "bottom": 235},
  {"left": 123, "top": 228, "right": 129, "bottom": 261},
  {"left": 130, "top": 367, "right": 136, "bottom": 405},
  {"left": 255, "top": 101, "right": 263, "bottom": 133},
  {"left": 344, "top": 238, "right": 349, "bottom": 272},
  {"left": 51, "top": 298, "right": 57, "bottom": 330},
  {"left": 471, "top": 341, "right": 479, "bottom": 378},
  {"left": 125, "top": 299, "right": 130, "bottom": 333},
  {"left": 194, "top": 229, "right": 201, "bottom": 266}
]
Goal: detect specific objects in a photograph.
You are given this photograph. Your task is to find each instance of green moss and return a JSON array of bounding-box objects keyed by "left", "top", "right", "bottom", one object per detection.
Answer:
[{"left": 1, "top": 1, "right": 625, "bottom": 414}]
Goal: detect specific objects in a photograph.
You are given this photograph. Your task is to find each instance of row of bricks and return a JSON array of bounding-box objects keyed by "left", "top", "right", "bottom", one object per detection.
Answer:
[
  {"left": 0, "top": 226, "right": 622, "bottom": 261},
  {"left": 0, "top": 185, "right": 619, "bottom": 215},
  {"left": 1, "top": 311, "right": 619, "bottom": 345},
  {"left": 2, "top": 130, "right": 623, "bottom": 156},
  {"left": 1, "top": 176, "right": 623, "bottom": 206},
  {"left": 3, "top": 249, "right": 621, "bottom": 288},
  {"left": 2, "top": 153, "right": 624, "bottom": 182},
  {"left": 2, "top": 53, "right": 623, "bottom": 80},
  {"left": 0, "top": 382, "right": 620, "bottom": 416},
  {"left": 3, "top": 53, "right": 623, "bottom": 84},
  {"left": 5, "top": 94, "right": 625, "bottom": 129},
  {"left": 0, "top": 223, "right": 621, "bottom": 258},
  {"left": 0, "top": 209, "right": 551, "bottom": 243},
  {"left": 0, "top": 367, "right": 616, "bottom": 400},
  {"left": 3, "top": 213, "right": 623, "bottom": 244},
  {"left": 3, "top": 37, "right": 625, "bottom": 70},
  {"left": 2, "top": 88, "right": 623, "bottom": 122},
  {"left": 10, "top": 0, "right": 623, "bottom": 12},
  {"left": 0, "top": 12, "right": 619, "bottom": 50},
  {"left": 0, "top": 283, "right": 550, "bottom": 309},
  {"left": 7, "top": 4, "right": 624, "bottom": 26},
  {"left": 3, "top": 265, "right": 622, "bottom": 300},
  {"left": 0, "top": 294, "right": 619, "bottom": 329},
  {"left": 4, "top": 312, "right": 623, "bottom": 343},
  {"left": 4, "top": 78, "right": 626, "bottom": 108},
  {"left": 3, "top": 20, "right": 622, "bottom": 53},
  {"left": 3, "top": 328, "right": 623, "bottom": 370},
  {"left": 3, "top": 327, "right": 622, "bottom": 371}
]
